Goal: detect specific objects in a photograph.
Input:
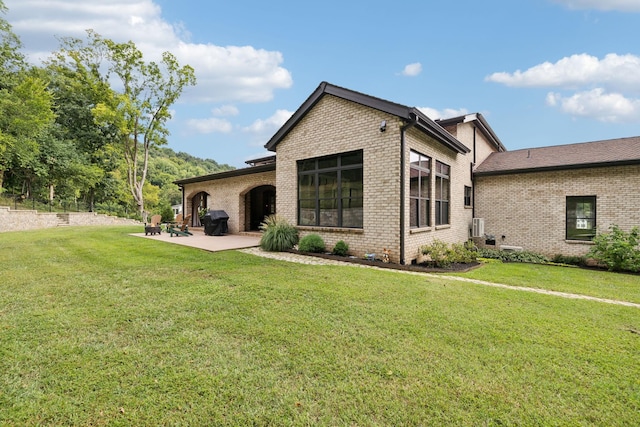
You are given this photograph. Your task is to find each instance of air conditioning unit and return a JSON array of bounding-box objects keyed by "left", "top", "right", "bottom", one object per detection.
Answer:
[{"left": 472, "top": 218, "right": 485, "bottom": 238}]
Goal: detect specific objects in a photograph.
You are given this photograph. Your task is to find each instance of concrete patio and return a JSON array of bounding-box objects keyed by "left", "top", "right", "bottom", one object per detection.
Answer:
[{"left": 133, "top": 227, "right": 261, "bottom": 252}]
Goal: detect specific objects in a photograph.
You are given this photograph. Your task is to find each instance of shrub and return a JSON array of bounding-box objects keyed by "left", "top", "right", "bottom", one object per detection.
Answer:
[
  {"left": 478, "top": 248, "right": 549, "bottom": 264},
  {"left": 298, "top": 234, "right": 326, "bottom": 253},
  {"left": 332, "top": 240, "right": 349, "bottom": 256},
  {"left": 421, "top": 239, "right": 477, "bottom": 268},
  {"left": 259, "top": 215, "right": 299, "bottom": 252},
  {"left": 587, "top": 225, "right": 640, "bottom": 272},
  {"left": 552, "top": 254, "right": 587, "bottom": 267}
]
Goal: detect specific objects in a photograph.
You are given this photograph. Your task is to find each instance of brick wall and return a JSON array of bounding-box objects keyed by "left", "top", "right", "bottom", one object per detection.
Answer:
[
  {"left": 275, "top": 95, "right": 402, "bottom": 261},
  {"left": 474, "top": 164, "right": 640, "bottom": 256},
  {"left": 182, "top": 170, "right": 276, "bottom": 234}
]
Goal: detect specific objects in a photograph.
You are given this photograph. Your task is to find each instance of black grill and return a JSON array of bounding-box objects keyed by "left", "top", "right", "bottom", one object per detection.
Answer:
[{"left": 202, "top": 210, "right": 229, "bottom": 236}]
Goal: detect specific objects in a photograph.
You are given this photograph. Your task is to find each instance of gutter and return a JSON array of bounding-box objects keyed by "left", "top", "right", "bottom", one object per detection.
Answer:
[{"left": 400, "top": 115, "right": 418, "bottom": 265}]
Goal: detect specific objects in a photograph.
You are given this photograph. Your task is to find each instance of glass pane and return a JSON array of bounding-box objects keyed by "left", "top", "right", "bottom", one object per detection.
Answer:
[
  {"left": 342, "top": 198, "right": 363, "bottom": 228},
  {"left": 442, "top": 201, "right": 449, "bottom": 224},
  {"left": 341, "top": 168, "right": 363, "bottom": 196},
  {"left": 319, "top": 198, "right": 338, "bottom": 227},
  {"left": 419, "top": 199, "right": 429, "bottom": 227},
  {"left": 410, "top": 198, "right": 418, "bottom": 227},
  {"left": 410, "top": 151, "right": 420, "bottom": 168},
  {"left": 422, "top": 156, "right": 431, "bottom": 170},
  {"left": 410, "top": 176, "right": 419, "bottom": 197},
  {"left": 435, "top": 176, "right": 442, "bottom": 199},
  {"left": 299, "top": 199, "right": 316, "bottom": 226},
  {"left": 441, "top": 179, "right": 449, "bottom": 202},
  {"left": 435, "top": 201, "right": 442, "bottom": 225},
  {"left": 318, "top": 172, "right": 338, "bottom": 199},
  {"left": 341, "top": 151, "right": 363, "bottom": 166},
  {"left": 298, "top": 174, "right": 315, "bottom": 199},
  {"left": 318, "top": 157, "right": 338, "bottom": 169},
  {"left": 299, "top": 159, "right": 316, "bottom": 172},
  {"left": 420, "top": 174, "right": 430, "bottom": 198}
]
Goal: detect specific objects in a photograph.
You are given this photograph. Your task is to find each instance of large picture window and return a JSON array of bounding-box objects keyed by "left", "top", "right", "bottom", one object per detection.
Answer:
[
  {"left": 435, "top": 161, "right": 450, "bottom": 225},
  {"left": 298, "top": 151, "right": 363, "bottom": 228},
  {"left": 409, "top": 151, "right": 430, "bottom": 228},
  {"left": 566, "top": 196, "right": 596, "bottom": 241}
]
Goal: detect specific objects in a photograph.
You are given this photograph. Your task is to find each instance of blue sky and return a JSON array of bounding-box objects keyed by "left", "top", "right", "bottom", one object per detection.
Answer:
[{"left": 5, "top": 0, "right": 640, "bottom": 168}]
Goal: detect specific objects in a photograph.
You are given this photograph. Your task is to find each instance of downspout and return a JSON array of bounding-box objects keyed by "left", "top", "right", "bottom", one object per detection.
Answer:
[
  {"left": 400, "top": 116, "right": 417, "bottom": 265},
  {"left": 472, "top": 127, "right": 476, "bottom": 218}
]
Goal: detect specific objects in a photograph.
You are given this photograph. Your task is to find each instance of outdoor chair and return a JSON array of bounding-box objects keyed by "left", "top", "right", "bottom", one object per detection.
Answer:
[{"left": 169, "top": 214, "right": 193, "bottom": 237}]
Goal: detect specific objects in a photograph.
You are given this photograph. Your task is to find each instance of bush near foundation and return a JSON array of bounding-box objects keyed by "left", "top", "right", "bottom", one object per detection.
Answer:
[
  {"left": 587, "top": 225, "right": 640, "bottom": 272},
  {"left": 259, "top": 215, "right": 299, "bottom": 252},
  {"left": 298, "top": 234, "right": 326, "bottom": 253},
  {"left": 332, "top": 240, "right": 349, "bottom": 256},
  {"left": 478, "top": 248, "right": 549, "bottom": 264},
  {"left": 421, "top": 240, "right": 477, "bottom": 268}
]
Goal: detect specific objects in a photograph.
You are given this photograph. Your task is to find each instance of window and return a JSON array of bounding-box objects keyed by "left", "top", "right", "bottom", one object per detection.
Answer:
[
  {"left": 298, "top": 151, "right": 363, "bottom": 228},
  {"left": 566, "top": 196, "right": 596, "bottom": 241},
  {"left": 409, "top": 151, "right": 431, "bottom": 228},
  {"left": 435, "top": 161, "right": 450, "bottom": 225},
  {"left": 464, "top": 186, "right": 472, "bottom": 208}
]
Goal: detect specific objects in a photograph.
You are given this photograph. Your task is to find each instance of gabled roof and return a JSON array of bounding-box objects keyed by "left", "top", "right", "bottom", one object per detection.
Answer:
[
  {"left": 474, "top": 136, "right": 640, "bottom": 176},
  {"left": 436, "top": 113, "right": 506, "bottom": 152},
  {"left": 264, "top": 81, "right": 470, "bottom": 154}
]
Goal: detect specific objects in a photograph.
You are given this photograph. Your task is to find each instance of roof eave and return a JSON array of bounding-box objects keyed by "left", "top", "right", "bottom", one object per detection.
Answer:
[
  {"left": 412, "top": 111, "right": 470, "bottom": 154},
  {"left": 174, "top": 163, "right": 275, "bottom": 185},
  {"left": 474, "top": 159, "right": 640, "bottom": 177}
]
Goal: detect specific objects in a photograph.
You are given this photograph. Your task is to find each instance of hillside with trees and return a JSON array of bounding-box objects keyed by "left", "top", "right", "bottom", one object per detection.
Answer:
[{"left": 0, "top": 1, "right": 231, "bottom": 220}]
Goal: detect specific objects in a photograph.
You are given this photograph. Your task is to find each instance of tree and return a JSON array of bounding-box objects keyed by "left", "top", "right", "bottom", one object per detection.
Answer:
[
  {"left": 54, "top": 31, "right": 196, "bottom": 220},
  {"left": 0, "top": 2, "right": 55, "bottom": 192}
]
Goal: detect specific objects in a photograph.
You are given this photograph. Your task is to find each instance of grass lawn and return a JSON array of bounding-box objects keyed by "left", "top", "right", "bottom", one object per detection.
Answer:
[
  {"left": 1, "top": 226, "right": 639, "bottom": 425},
  {"left": 452, "top": 261, "right": 640, "bottom": 305}
]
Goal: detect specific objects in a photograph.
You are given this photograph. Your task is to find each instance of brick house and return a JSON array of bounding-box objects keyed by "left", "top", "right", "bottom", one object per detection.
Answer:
[
  {"left": 474, "top": 137, "right": 640, "bottom": 256},
  {"left": 175, "top": 82, "right": 640, "bottom": 262}
]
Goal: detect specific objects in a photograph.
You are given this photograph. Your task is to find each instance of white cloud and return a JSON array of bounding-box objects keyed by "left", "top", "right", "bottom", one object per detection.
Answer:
[
  {"left": 546, "top": 89, "right": 640, "bottom": 122},
  {"left": 486, "top": 53, "right": 640, "bottom": 92},
  {"left": 4, "top": 0, "right": 293, "bottom": 104},
  {"left": 400, "top": 62, "right": 422, "bottom": 77},
  {"left": 418, "top": 107, "right": 469, "bottom": 121},
  {"left": 487, "top": 53, "right": 640, "bottom": 122},
  {"left": 211, "top": 105, "right": 239, "bottom": 117},
  {"left": 186, "top": 117, "right": 233, "bottom": 134},
  {"left": 552, "top": 0, "right": 640, "bottom": 12},
  {"left": 242, "top": 109, "right": 293, "bottom": 146},
  {"left": 243, "top": 109, "right": 293, "bottom": 134}
]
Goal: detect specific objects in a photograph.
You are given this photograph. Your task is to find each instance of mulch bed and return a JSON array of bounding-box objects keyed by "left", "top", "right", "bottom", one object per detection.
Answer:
[{"left": 289, "top": 250, "right": 481, "bottom": 273}]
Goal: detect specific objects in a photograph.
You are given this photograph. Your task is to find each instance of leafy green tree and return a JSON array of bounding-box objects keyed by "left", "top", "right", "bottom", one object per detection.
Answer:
[
  {"left": 55, "top": 30, "right": 196, "bottom": 221},
  {"left": 0, "top": 73, "right": 55, "bottom": 193},
  {"left": 0, "top": 3, "right": 55, "bottom": 192}
]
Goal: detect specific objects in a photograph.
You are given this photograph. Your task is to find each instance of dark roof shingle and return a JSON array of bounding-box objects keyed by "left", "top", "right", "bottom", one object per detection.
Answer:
[{"left": 474, "top": 136, "right": 640, "bottom": 176}]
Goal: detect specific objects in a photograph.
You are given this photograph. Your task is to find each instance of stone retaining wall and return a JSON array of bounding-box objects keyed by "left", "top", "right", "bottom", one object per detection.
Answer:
[{"left": 0, "top": 206, "right": 141, "bottom": 232}]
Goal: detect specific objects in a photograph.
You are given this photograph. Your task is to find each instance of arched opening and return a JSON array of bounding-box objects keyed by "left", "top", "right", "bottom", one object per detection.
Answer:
[
  {"left": 190, "top": 191, "right": 209, "bottom": 227},
  {"left": 246, "top": 185, "right": 276, "bottom": 231}
]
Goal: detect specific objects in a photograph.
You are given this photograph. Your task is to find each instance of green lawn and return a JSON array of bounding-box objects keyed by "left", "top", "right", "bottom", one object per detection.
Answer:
[
  {"left": 452, "top": 260, "right": 640, "bottom": 304},
  {"left": 1, "top": 227, "right": 639, "bottom": 426}
]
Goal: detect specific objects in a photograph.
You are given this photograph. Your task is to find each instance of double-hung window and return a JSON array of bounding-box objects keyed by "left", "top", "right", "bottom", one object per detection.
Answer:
[
  {"left": 435, "top": 161, "right": 450, "bottom": 225},
  {"left": 566, "top": 196, "right": 596, "bottom": 241},
  {"left": 409, "top": 151, "right": 431, "bottom": 228},
  {"left": 298, "top": 150, "right": 363, "bottom": 228}
]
